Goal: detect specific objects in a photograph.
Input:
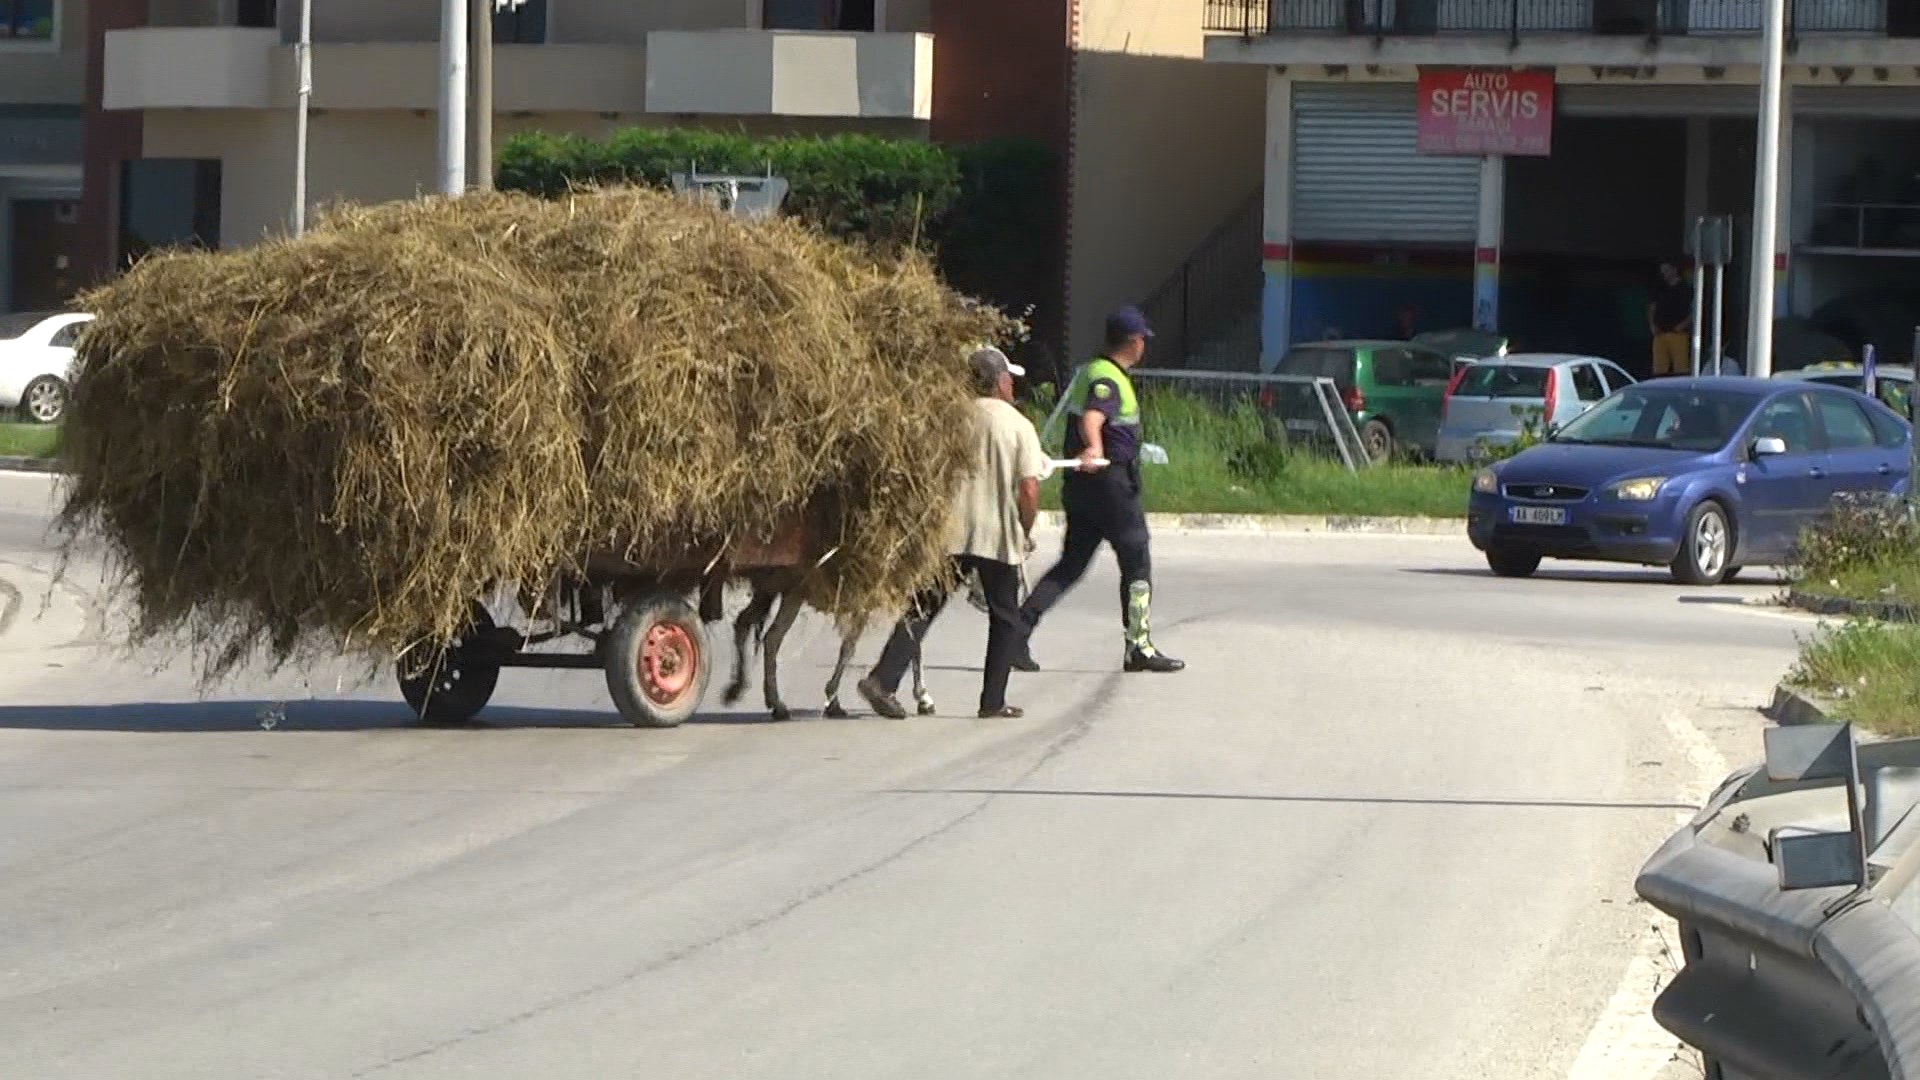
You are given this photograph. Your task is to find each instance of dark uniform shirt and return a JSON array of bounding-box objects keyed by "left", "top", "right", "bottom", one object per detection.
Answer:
[{"left": 1064, "top": 373, "right": 1140, "bottom": 466}]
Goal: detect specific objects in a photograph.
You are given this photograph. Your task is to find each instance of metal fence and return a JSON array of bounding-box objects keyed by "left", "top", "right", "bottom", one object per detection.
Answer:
[
  {"left": 1207, "top": 0, "right": 1887, "bottom": 36},
  {"left": 1138, "top": 192, "right": 1263, "bottom": 372},
  {"left": 1131, "top": 370, "right": 1373, "bottom": 472}
]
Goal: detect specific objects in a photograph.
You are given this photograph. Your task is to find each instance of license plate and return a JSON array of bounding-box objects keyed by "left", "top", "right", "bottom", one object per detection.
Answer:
[
  {"left": 1284, "top": 420, "right": 1319, "bottom": 434},
  {"left": 1510, "top": 506, "right": 1567, "bottom": 526}
]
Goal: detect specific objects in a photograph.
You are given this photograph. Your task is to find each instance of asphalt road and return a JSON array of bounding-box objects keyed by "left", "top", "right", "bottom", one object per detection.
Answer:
[{"left": 0, "top": 472, "right": 1807, "bottom": 1080}]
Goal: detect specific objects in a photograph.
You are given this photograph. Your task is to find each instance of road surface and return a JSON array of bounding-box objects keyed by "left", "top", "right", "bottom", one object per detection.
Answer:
[{"left": 0, "top": 472, "right": 1804, "bottom": 1079}]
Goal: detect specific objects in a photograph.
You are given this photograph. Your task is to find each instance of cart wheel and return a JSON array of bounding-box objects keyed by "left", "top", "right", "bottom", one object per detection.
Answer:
[
  {"left": 396, "top": 602, "right": 502, "bottom": 725},
  {"left": 605, "top": 592, "right": 710, "bottom": 728}
]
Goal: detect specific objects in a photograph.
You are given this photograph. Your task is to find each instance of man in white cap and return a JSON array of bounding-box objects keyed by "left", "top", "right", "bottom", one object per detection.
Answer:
[{"left": 860, "top": 346, "right": 1042, "bottom": 719}]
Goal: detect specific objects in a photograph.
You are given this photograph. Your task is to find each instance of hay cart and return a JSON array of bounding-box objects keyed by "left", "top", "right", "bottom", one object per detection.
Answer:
[{"left": 395, "top": 510, "right": 823, "bottom": 729}]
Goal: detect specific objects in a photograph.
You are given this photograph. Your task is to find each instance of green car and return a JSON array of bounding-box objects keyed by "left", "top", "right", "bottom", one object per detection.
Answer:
[{"left": 1272, "top": 338, "right": 1488, "bottom": 461}]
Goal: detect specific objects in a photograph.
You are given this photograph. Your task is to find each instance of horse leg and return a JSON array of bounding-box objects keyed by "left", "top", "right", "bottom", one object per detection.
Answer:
[
  {"left": 723, "top": 587, "right": 773, "bottom": 706},
  {"left": 912, "top": 643, "right": 936, "bottom": 715},
  {"left": 823, "top": 615, "right": 862, "bottom": 719},
  {"left": 761, "top": 590, "right": 804, "bottom": 721}
]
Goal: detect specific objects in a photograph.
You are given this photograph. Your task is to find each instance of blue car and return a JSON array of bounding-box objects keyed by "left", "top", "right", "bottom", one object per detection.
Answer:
[{"left": 1467, "top": 377, "right": 1912, "bottom": 584}]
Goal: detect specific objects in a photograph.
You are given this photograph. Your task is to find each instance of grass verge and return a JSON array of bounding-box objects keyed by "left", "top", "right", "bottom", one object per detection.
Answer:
[
  {"left": 1787, "top": 619, "right": 1920, "bottom": 737},
  {"left": 0, "top": 422, "right": 60, "bottom": 460},
  {"left": 1027, "top": 388, "right": 1470, "bottom": 518}
]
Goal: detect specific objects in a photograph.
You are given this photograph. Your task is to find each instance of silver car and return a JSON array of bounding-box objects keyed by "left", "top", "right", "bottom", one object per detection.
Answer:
[
  {"left": 1434, "top": 353, "right": 1637, "bottom": 464},
  {"left": 1774, "top": 362, "right": 1912, "bottom": 418}
]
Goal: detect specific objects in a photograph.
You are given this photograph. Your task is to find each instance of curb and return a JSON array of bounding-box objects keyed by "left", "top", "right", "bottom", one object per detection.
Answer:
[
  {"left": 1037, "top": 511, "right": 1461, "bottom": 536},
  {"left": 1785, "top": 587, "right": 1920, "bottom": 623},
  {"left": 1765, "top": 683, "right": 1838, "bottom": 727},
  {"left": 0, "top": 456, "right": 59, "bottom": 475}
]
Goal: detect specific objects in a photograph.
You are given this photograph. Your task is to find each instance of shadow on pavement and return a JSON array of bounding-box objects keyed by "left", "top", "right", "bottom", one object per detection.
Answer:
[
  {"left": 0, "top": 698, "right": 783, "bottom": 732},
  {"left": 1404, "top": 566, "right": 1783, "bottom": 587}
]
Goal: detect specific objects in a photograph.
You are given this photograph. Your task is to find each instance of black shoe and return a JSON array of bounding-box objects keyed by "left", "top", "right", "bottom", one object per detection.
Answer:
[
  {"left": 1012, "top": 650, "right": 1040, "bottom": 673},
  {"left": 857, "top": 677, "right": 909, "bottom": 719},
  {"left": 1124, "top": 647, "right": 1185, "bottom": 673}
]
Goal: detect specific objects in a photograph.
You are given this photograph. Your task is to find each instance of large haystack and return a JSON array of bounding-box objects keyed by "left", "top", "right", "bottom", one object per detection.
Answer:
[{"left": 61, "top": 186, "right": 1015, "bottom": 678}]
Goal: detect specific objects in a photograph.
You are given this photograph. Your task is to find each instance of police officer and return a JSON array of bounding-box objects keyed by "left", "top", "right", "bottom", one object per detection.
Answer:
[{"left": 1015, "top": 306, "right": 1184, "bottom": 674}]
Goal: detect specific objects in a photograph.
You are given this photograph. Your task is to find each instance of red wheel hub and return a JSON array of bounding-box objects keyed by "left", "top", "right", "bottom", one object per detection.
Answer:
[{"left": 639, "top": 622, "right": 699, "bottom": 706}]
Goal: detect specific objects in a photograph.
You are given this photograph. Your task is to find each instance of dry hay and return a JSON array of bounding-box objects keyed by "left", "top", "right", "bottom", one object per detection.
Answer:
[{"left": 60, "top": 186, "right": 1016, "bottom": 679}]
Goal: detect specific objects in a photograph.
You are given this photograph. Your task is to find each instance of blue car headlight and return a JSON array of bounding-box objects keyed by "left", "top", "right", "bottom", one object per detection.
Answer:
[
  {"left": 1472, "top": 468, "right": 1499, "bottom": 495},
  {"left": 1608, "top": 476, "right": 1667, "bottom": 501}
]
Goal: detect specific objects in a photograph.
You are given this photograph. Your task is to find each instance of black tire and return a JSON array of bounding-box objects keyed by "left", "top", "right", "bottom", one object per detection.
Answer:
[
  {"left": 1360, "top": 419, "right": 1395, "bottom": 463},
  {"left": 1486, "top": 547, "right": 1542, "bottom": 578},
  {"left": 605, "top": 591, "right": 710, "bottom": 728},
  {"left": 1723, "top": 566, "right": 1743, "bottom": 584},
  {"left": 20, "top": 376, "right": 67, "bottom": 425},
  {"left": 1671, "top": 501, "right": 1734, "bottom": 586},
  {"left": 397, "top": 602, "right": 502, "bottom": 724}
]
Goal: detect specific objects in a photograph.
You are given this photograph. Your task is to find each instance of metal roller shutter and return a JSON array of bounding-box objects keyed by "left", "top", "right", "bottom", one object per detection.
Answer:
[{"left": 1291, "top": 82, "right": 1481, "bottom": 244}]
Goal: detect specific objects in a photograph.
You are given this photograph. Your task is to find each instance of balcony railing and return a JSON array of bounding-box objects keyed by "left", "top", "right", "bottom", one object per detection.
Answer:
[{"left": 1203, "top": 0, "right": 1888, "bottom": 37}]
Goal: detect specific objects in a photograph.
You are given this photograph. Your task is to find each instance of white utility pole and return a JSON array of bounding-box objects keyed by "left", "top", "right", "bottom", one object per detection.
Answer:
[
  {"left": 437, "top": 0, "right": 469, "bottom": 194},
  {"left": 1744, "top": 0, "right": 1788, "bottom": 378},
  {"left": 292, "top": 0, "right": 313, "bottom": 235}
]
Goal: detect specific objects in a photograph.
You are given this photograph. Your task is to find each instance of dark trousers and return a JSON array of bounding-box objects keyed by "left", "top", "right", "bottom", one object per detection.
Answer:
[
  {"left": 872, "top": 555, "right": 1024, "bottom": 712},
  {"left": 1021, "top": 464, "right": 1151, "bottom": 634}
]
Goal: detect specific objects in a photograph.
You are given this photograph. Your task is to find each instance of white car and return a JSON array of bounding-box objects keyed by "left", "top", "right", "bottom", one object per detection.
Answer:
[{"left": 0, "top": 310, "right": 92, "bottom": 424}]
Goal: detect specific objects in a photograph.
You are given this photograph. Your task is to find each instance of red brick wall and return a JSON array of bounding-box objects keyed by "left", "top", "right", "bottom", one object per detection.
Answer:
[
  {"left": 79, "top": 0, "right": 148, "bottom": 286},
  {"left": 929, "top": 0, "right": 1074, "bottom": 367}
]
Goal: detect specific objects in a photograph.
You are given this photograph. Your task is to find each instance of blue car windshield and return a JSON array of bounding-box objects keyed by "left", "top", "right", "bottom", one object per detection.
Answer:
[{"left": 1551, "top": 385, "right": 1760, "bottom": 451}]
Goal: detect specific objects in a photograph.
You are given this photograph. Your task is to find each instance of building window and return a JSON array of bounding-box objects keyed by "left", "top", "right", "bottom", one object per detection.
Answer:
[
  {"left": 0, "top": 0, "right": 56, "bottom": 42},
  {"left": 236, "top": 0, "right": 276, "bottom": 29},
  {"left": 493, "top": 0, "right": 546, "bottom": 43},
  {"left": 119, "top": 159, "right": 222, "bottom": 267},
  {"left": 763, "top": 0, "right": 876, "bottom": 31}
]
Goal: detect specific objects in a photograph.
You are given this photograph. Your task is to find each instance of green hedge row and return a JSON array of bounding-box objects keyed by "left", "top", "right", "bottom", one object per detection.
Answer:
[{"left": 497, "top": 128, "right": 1059, "bottom": 341}]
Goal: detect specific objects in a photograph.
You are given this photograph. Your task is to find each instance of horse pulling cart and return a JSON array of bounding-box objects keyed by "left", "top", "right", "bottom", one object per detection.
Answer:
[{"left": 395, "top": 510, "right": 825, "bottom": 729}]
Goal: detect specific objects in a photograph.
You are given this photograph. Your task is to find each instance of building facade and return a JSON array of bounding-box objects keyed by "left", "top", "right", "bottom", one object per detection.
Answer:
[
  {"left": 1207, "top": 0, "right": 1920, "bottom": 373},
  {"left": 0, "top": 0, "right": 86, "bottom": 313},
  {"left": 9, "top": 0, "right": 1264, "bottom": 370}
]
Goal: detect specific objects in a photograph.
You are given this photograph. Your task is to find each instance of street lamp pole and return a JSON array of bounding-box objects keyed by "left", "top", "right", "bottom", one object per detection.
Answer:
[
  {"left": 292, "top": 0, "right": 312, "bottom": 235},
  {"left": 1744, "top": 0, "right": 1788, "bottom": 378},
  {"left": 437, "top": 0, "right": 468, "bottom": 194}
]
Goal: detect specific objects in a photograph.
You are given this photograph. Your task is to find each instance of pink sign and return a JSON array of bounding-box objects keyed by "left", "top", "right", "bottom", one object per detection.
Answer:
[{"left": 1417, "top": 69, "right": 1554, "bottom": 157}]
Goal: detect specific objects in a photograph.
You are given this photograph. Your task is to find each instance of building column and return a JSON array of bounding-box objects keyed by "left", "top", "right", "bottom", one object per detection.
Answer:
[
  {"left": 1473, "top": 154, "right": 1503, "bottom": 332},
  {"left": 1259, "top": 70, "right": 1292, "bottom": 372}
]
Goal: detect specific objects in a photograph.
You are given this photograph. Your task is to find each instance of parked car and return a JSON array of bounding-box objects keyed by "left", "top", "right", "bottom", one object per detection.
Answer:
[
  {"left": 1467, "top": 378, "right": 1911, "bottom": 585},
  {"left": 1268, "top": 339, "right": 1471, "bottom": 461},
  {"left": 0, "top": 311, "right": 92, "bottom": 424},
  {"left": 1434, "top": 353, "right": 1637, "bottom": 463},
  {"left": 1409, "top": 328, "right": 1510, "bottom": 364},
  {"left": 1775, "top": 361, "right": 1912, "bottom": 417}
]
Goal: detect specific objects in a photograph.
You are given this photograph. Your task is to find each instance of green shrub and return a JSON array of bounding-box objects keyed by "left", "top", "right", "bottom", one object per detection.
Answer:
[
  {"left": 1790, "top": 492, "right": 1920, "bottom": 583},
  {"left": 499, "top": 129, "right": 961, "bottom": 248}
]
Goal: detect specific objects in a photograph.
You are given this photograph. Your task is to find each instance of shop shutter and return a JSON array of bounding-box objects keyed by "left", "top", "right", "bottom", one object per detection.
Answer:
[{"left": 1291, "top": 82, "right": 1481, "bottom": 244}]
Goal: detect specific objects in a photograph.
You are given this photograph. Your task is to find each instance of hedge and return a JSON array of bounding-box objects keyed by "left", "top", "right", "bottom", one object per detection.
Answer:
[
  {"left": 497, "top": 128, "right": 1059, "bottom": 343},
  {"left": 499, "top": 128, "right": 964, "bottom": 247}
]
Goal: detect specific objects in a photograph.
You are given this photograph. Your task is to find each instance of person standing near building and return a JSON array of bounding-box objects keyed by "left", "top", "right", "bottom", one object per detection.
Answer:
[
  {"left": 859, "top": 346, "right": 1042, "bottom": 720},
  {"left": 1014, "top": 306, "right": 1184, "bottom": 674},
  {"left": 1649, "top": 261, "right": 1695, "bottom": 377}
]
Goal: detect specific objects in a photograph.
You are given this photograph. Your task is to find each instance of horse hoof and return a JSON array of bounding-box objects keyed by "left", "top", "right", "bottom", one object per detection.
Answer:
[
  {"left": 770, "top": 705, "right": 792, "bottom": 722},
  {"left": 823, "top": 702, "right": 849, "bottom": 719},
  {"left": 917, "top": 702, "right": 937, "bottom": 716}
]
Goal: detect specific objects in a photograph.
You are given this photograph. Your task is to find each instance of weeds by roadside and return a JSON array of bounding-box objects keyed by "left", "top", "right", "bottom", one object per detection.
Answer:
[
  {"left": 1787, "top": 493, "right": 1920, "bottom": 605},
  {"left": 1786, "top": 619, "right": 1920, "bottom": 737}
]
